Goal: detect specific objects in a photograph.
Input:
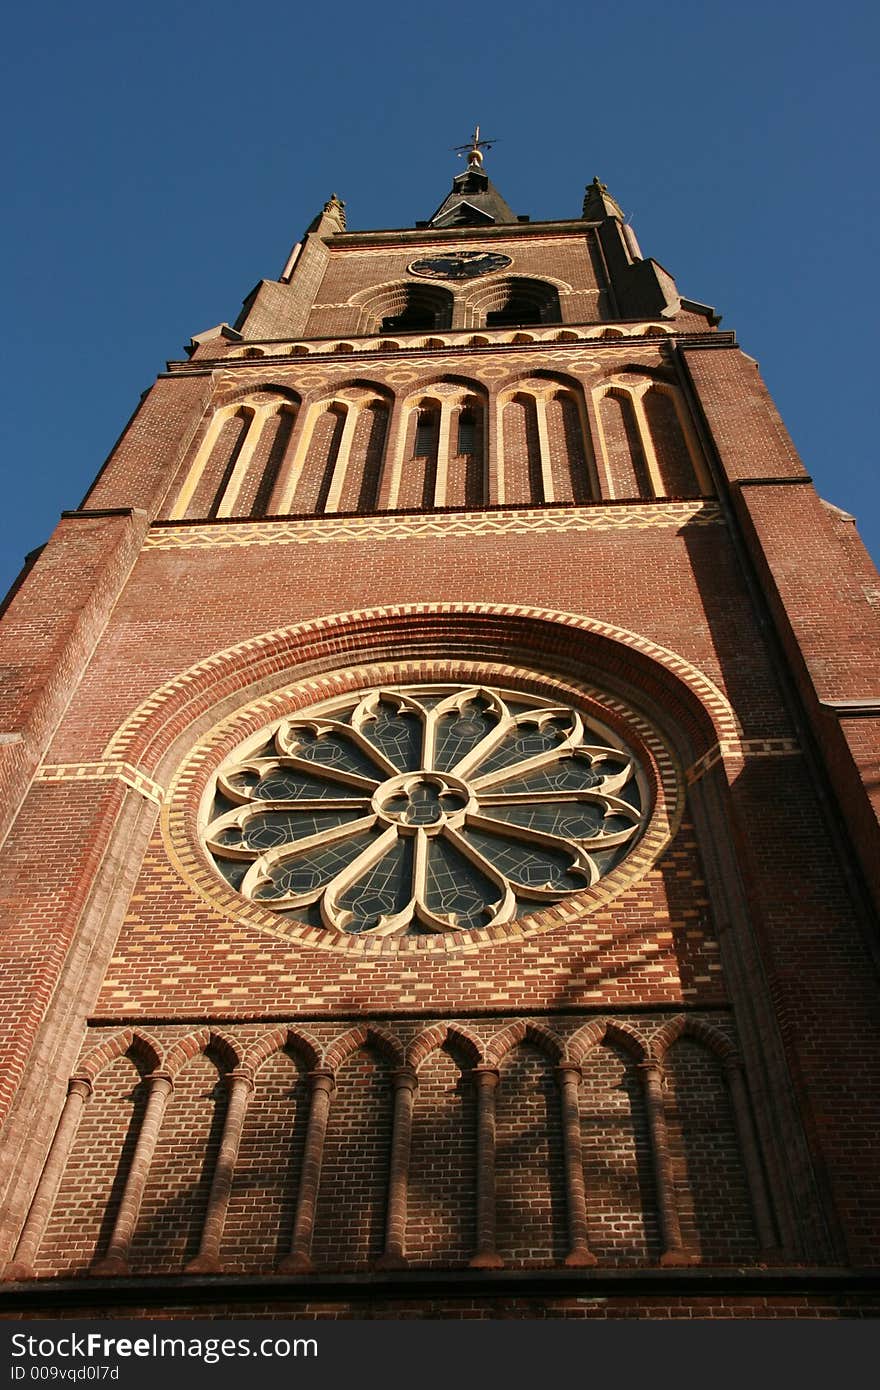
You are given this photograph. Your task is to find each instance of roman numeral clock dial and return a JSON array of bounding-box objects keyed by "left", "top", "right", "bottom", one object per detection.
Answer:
[{"left": 408, "top": 251, "right": 512, "bottom": 280}]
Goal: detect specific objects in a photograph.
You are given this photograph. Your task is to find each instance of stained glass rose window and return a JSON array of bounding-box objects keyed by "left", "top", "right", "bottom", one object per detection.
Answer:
[{"left": 204, "top": 685, "right": 647, "bottom": 937}]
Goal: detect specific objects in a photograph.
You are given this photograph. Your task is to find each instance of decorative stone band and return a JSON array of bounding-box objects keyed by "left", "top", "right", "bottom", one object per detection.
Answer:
[
  {"left": 34, "top": 761, "right": 165, "bottom": 807},
  {"left": 686, "top": 737, "right": 801, "bottom": 785},
  {"left": 820, "top": 698, "right": 880, "bottom": 717},
  {"left": 144, "top": 500, "right": 723, "bottom": 552}
]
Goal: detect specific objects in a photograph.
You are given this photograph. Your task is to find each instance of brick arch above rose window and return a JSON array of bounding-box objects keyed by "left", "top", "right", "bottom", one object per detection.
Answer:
[{"left": 105, "top": 604, "right": 741, "bottom": 783}]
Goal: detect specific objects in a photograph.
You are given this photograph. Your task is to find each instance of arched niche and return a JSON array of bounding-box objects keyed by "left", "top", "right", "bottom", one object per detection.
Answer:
[{"left": 352, "top": 281, "right": 454, "bottom": 334}]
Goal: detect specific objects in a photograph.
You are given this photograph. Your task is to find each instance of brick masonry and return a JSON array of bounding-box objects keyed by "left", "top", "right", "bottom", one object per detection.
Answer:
[{"left": 0, "top": 174, "right": 878, "bottom": 1318}]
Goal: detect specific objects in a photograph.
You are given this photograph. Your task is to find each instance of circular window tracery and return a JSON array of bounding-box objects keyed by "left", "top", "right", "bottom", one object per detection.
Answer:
[{"left": 203, "top": 684, "right": 648, "bottom": 938}]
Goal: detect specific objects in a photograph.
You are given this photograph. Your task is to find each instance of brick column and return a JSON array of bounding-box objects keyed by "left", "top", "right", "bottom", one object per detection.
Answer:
[
  {"left": 3, "top": 1076, "right": 92, "bottom": 1281},
  {"left": 556, "top": 1063, "right": 597, "bottom": 1267},
  {"left": 534, "top": 393, "right": 555, "bottom": 503},
  {"left": 433, "top": 397, "right": 454, "bottom": 508},
  {"left": 639, "top": 1060, "right": 692, "bottom": 1266},
  {"left": 271, "top": 404, "right": 317, "bottom": 514},
  {"left": 376, "top": 1066, "right": 418, "bottom": 1270},
  {"left": 185, "top": 1068, "right": 254, "bottom": 1275},
  {"left": 277, "top": 1068, "right": 335, "bottom": 1274},
  {"left": 91, "top": 1071, "right": 173, "bottom": 1276},
  {"left": 630, "top": 388, "right": 663, "bottom": 497},
  {"left": 469, "top": 1065, "right": 504, "bottom": 1269},
  {"left": 215, "top": 408, "right": 264, "bottom": 516},
  {"left": 724, "top": 1056, "right": 780, "bottom": 1258},
  {"left": 490, "top": 394, "right": 505, "bottom": 504},
  {"left": 376, "top": 398, "right": 409, "bottom": 510},
  {"left": 324, "top": 405, "right": 361, "bottom": 513}
]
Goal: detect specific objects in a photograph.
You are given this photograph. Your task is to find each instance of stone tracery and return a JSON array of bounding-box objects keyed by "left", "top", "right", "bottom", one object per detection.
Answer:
[{"left": 204, "top": 684, "right": 646, "bottom": 936}]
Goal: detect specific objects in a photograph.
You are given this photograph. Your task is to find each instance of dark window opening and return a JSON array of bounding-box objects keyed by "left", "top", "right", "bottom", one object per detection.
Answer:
[
  {"left": 486, "top": 300, "right": 543, "bottom": 328},
  {"left": 381, "top": 308, "right": 437, "bottom": 332},
  {"left": 414, "top": 410, "right": 439, "bottom": 457},
  {"left": 457, "top": 409, "right": 477, "bottom": 455},
  {"left": 376, "top": 285, "right": 453, "bottom": 334}
]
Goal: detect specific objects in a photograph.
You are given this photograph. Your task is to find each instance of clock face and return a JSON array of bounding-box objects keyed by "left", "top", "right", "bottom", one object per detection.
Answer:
[{"left": 408, "top": 251, "right": 512, "bottom": 281}]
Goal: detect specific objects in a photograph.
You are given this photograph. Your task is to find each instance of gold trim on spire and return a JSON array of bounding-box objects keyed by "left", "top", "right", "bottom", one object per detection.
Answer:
[{"left": 452, "top": 124, "right": 497, "bottom": 169}]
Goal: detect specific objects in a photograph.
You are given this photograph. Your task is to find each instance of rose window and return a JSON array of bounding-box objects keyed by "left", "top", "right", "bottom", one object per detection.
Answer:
[{"left": 204, "top": 685, "right": 647, "bottom": 937}]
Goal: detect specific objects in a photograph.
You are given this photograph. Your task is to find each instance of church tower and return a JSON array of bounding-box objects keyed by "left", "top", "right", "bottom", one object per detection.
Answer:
[{"left": 1, "top": 134, "right": 879, "bottom": 1318}]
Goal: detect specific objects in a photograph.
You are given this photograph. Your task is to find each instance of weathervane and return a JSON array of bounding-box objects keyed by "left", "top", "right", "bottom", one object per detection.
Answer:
[{"left": 452, "top": 124, "right": 497, "bottom": 169}]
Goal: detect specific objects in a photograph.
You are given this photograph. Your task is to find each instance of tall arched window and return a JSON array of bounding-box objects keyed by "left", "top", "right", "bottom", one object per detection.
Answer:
[
  {"left": 399, "top": 404, "right": 440, "bottom": 509},
  {"left": 457, "top": 407, "right": 477, "bottom": 456},
  {"left": 394, "top": 383, "right": 488, "bottom": 511},
  {"left": 643, "top": 387, "right": 700, "bottom": 497},
  {"left": 293, "top": 403, "right": 347, "bottom": 513},
  {"left": 356, "top": 283, "right": 454, "bottom": 334},
  {"left": 501, "top": 394, "right": 543, "bottom": 504},
  {"left": 168, "top": 391, "right": 302, "bottom": 521},
  {"left": 487, "top": 299, "right": 542, "bottom": 328},
  {"left": 499, "top": 377, "right": 593, "bottom": 506},
  {"left": 597, "top": 389, "right": 652, "bottom": 499},
  {"left": 470, "top": 277, "right": 561, "bottom": 329},
  {"left": 415, "top": 408, "right": 439, "bottom": 459},
  {"left": 448, "top": 400, "right": 486, "bottom": 508}
]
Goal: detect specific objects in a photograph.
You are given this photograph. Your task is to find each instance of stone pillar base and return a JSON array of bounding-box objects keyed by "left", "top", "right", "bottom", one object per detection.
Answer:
[
  {"left": 91, "top": 1256, "right": 130, "bottom": 1277},
  {"left": 277, "top": 1251, "right": 314, "bottom": 1274},
  {"left": 469, "top": 1250, "right": 504, "bottom": 1269}
]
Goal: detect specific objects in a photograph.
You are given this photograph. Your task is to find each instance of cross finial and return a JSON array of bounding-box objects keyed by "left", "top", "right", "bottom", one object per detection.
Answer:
[{"left": 452, "top": 124, "right": 497, "bottom": 168}]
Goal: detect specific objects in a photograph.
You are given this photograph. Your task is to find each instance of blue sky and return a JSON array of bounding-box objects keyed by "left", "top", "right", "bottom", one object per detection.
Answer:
[{"left": 1, "top": 1, "right": 878, "bottom": 597}]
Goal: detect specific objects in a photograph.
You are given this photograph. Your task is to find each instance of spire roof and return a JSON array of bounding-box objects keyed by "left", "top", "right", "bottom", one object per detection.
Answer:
[{"left": 426, "top": 125, "right": 517, "bottom": 228}]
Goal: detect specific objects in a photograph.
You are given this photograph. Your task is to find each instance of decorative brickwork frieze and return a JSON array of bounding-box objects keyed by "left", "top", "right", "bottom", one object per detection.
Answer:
[
  {"left": 76, "top": 1028, "right": 163, "bottom": 1081},
  {"left": 34, "top": 761, "right": 165, "bottom": 806},
  {"left": 146, "top": 500, "right": 723, "bottom": 550},
  {"left": 7, "top": 1011, "right": 773, "bottom": 1281},
  {"left": 405, "top": 1022, "right": 484, "bottom": 1070},
  {"left": 685, "top": 736, "right": 800, "bottom": 783}
]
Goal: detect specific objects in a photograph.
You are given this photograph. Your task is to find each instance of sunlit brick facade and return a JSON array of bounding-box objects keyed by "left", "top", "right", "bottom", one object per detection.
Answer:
[{"left": 1, "top": 148, "right": 878, "bottom": 1318}]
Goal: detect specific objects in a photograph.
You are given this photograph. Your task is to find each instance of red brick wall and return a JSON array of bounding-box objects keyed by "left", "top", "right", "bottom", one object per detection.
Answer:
[
  {"left": 501, "top": 397, "right": 542, "bottom": 502},
  {"left": 407, "top": 1044, "right": 476, "bottom": 1266},
  {"left": 598, "top": 391, "right": 650, "bottom": 498},
  {"left": 495, "top": 1043, "right": 567, "bottom": 1265},
  {"left": 35, "top": 1052, "right": 149, "bottom": 1277},
  {"left": 337, "top": 403, "right": 388, "bottom": 513},
  {"left": 224, "top": 1046, "right": 308, "bottom": 1272},
  {"left": 311, "top": 1046, "right": 392, "bottom": 1270},
  {"left": 580, "top": 1041, "right": 658, "bottom": 1262},
  {"left": 1, "top": 195, "right": 878, "bottom": 1318},
  {"left": 130, "top": 1048, "right": 229, "bottom": 1274},
  {"left": 663, "top": 1039, "right": 755, "bottom": 1262},
  {"left": 643, "top": 388, "right": 697, "bottom": 497},
  {"left": 546, "top": 392, "right": 590, "bottom": 504},
  {"left": 293, "top": 405, "right": 344, "bottom": 512}
]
